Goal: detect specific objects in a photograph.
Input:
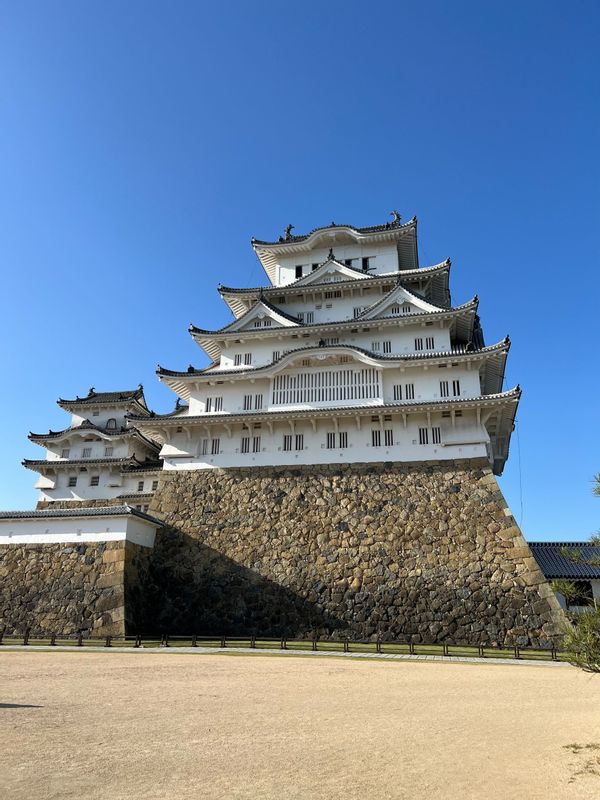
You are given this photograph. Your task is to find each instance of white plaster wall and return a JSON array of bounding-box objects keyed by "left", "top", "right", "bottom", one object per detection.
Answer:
[
  {"left": 215, "top": 325, "right": 452, "bottom": 371},
  {"left": 159, "top": 409, "right": 489, "bottom": 470},
  {"left": 277, "top": 242, "right": 400, "bottom": 285},
  {"left": 69, "top": 407, "right": 131, "bottom": 428},
  {"left": 0, "top": 515, "right": 158, "bottom": 546},
  {"left": 36, "top": 469, "right": 160, "bottom": 503}
]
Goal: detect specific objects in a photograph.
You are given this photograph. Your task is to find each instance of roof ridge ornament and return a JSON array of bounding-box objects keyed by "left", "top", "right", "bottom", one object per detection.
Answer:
[
  {"left": 284, "top": 223, "right": 294, "bottom": 241},
  {"left": 328, "top": 248, "right": 335, "bottom": 260},
  {"left": 390, "top": 210, "right": 401, "bottom": 227}
]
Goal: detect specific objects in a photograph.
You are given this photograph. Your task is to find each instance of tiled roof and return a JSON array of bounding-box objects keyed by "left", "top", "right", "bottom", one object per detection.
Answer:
[
  {"left": 251, "top": 217, "right": 416, "bottom": 246},
  {"left": 30, "top": 420, "right": 131, "bottom": 440},
  {"left": 529, "top": 542, "right": 600, "bottom": 579},
  {"left": 0, "top": 505, "right": 163, "bottom": 525},
  {"left": 158, "top": 339, "right": 509, "bottom": 379},
  {"left": 58, "top": 387, "right": 145, "bottom": 407}
]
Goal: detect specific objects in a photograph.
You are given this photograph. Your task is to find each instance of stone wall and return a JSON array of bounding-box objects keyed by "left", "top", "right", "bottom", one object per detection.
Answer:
[
  {"left": 145, "top": 460, "right": 565, "bottom": 646},
  {"left": 0, "top": 540, "right": 150, "bottom": 637}
]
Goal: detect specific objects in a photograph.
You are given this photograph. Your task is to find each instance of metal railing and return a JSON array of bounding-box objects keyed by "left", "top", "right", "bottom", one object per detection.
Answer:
[{"left": 0, "top": 628, "right": 564, "bottom": 662}]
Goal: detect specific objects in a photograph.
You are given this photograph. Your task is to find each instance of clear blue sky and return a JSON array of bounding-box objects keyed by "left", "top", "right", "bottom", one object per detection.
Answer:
[{"left": 1, "top": 1, "right": 598, "bottom": 540}]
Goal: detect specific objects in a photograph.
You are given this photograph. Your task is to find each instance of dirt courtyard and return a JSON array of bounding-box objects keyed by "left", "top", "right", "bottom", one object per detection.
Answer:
[{"left": 1, "top": 651, "right": 599, "bottom": 800}]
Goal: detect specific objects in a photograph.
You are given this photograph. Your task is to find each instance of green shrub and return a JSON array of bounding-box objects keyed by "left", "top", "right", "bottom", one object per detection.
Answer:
[{"left": 563, "top": 608, "right": 600, "bottom": 673}]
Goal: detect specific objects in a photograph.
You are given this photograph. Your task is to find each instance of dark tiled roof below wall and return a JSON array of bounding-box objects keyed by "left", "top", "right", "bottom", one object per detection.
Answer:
[{"left": 529, "top": 542, "right": 600, "bottom": 579}]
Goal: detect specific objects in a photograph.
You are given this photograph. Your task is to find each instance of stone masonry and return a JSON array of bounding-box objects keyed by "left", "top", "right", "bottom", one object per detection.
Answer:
[
  {"left": 143, "top": 459, "right": 565, "bottom": 647},
  {"left": 0, "top": 540, "right": 150, "bottom": 637}
]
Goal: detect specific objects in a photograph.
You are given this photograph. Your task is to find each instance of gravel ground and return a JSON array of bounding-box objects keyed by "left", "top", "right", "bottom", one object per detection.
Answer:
[{"left": 1, "top": 651, "right": 599, "bottom": 800}]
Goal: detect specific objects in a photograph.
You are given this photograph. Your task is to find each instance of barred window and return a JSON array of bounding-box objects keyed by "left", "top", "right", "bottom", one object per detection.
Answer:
[
  {"left": 432, "top": 426, "right": 442, "bottom": 444},
  {"left": 211, "top": 438, "right": 220, "bottom": 455},
  {"left": 137, "top": 481, "right": 144, "bottom": 492},
  {"left": 206, "top": 397, "right": 213, "bottom": 412},
  {"left": 254, "top": 394, "right": 263, "bottom": 410},
  {"left": 61, "top": 448, "right": 70, "bottom": 458},
  {"left": 234, "top": 354, "right": 242, "bottom": 366},
  {"left": 452, "top": 379, "right": 461, "bottom": 397},
  {"left": 426, "top": 337, "right": 435, "bottom": 350},
  {"left": 244, "top": 353, "right": 252, "bottom": 365},
  {"left": 390, "top": 304, "right": 401, "bottom": 315},
  {"left": 152, "top": 480, "right": 159, "bottom": 491},
  {"left": 241, "top": 437, "right": 250, "bottom": 454},
  {"left": 418, "top": 427, "right": 428, "bottom": 445},
  {"left": 384, "top": 429, "right": 393, "bottom": 446},
  {"left": 383, "top": 340, "right": 392, "bottom": 354},
  {"left": 393, "top": 384, "right": 402, "bottom": 401},
  {"left": 243, "top": 394, "right": 252, "bottom": 410},
  {"left": 68, "top": 477, "right": 77, "bottom": 487},
  {"left": 272, "top": 351, "right": 281, "bottom": 361},
  {"left": 372, "top": 429, "right": 381, "bottom": 447},
  {"left": 82, "top": 447, "right": 92, "bottom": 458},
  {"left": 440, "top": 380, "right": 449, "bottom": 398},
  {"left": 295, "top": 434, "right": 304, "bottom": 451},
  {"left": 414, "top": 338, "right": 423, "bottom": 351},
  {"left": 405, "top": 383, "right": 415, "bottom": 400},
  {"left": 90, "top": 476, "right": 99, "bottom": 486},
  {"left": 201, "top": 439, "right": 209, "bottom": 456},
  {"left": 372, "top": 341, "right": 381, "bottom": 352},
  {"left": 339, "top": 431, "right": 348, "bottom": 448},
  {"left": 402, "top": 304, "right": 411, "bottom": 314},
  {"left": 253, "top": 436, "right": 261, "bottom": 453},
  {"left": 283, "top": 434, "right": 292, "bottom": 451},
  {"left": 326, "top": 432, "right": 336, "bottom": 449},
  {"left": 104, "top": 446, "right": 113, "bottom": 456}
]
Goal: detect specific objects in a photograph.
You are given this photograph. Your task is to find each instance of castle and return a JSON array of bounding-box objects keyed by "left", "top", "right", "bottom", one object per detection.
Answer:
[{"left": 0, "top": 213, "right": 565, "bottom": 645}]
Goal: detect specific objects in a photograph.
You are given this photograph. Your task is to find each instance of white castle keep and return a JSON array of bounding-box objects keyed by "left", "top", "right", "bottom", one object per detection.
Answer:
[
  {"left": 129, "top": 213, "right": 519, "bottom": 476},
  {"left": 23, "top": 212, "right": 519, "bottom": 504}
]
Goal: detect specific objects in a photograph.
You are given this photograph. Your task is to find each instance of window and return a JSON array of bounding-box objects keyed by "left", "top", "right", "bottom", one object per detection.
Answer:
[
  {"left": 353, "top": 306, "right": 366, "bottom": 318},
  {"left": 340, "top": 356, "right": 350, "bottom": 363},
  {"left": 90, "top": 476, "right": 99, "bottom": 486},
  {"left": 295, "top": 265, "right": 303, "bottom": 279},
  {"left": 137, "top": 481, "right": 144, "bottom": 492},
  {"left": 92, "top": 410, "right": 99, "bottom": 417},
  {"left": 372, "top": 341, "right": 381, "bottom": 352},
  {"left": 452, "top": 379, "right": 461, "bottom": 397},
  {"left": 426, "top": 337, "right": 435, "bottom": 350},
  {"left": 263, "top": 319, "right": 272, "bottom": 327},
  {"left": 254, "top": 394, "right": 263, "bottom": 410},
  {"left": 272, "top": 350, "right": 281, "bottom": 361},
  {"left": 402, "top": 304, "right": 411, "bottom": 314},
  {"left": 391, "top": 305, "right": 401, "bottom": 315},
  {"left": 418, "top": 427, "right": 429, "bottom": 445},
  {"left": 272, "top": 366, "right": 380, "bottom": 405},
  {"left": 152, "top": 480, "right": 159, "bottom": 491},
  {"left": 241, "top": 436, "right": 250, "bottom": 454},
  {"left": 324, "top": 290, "right": 342, "bottom": 299},
  {"left": 325, "top": 303, "right": 333, "bottom": 309},
  {"left": 312, "top": 263, "right": 319, "bottom": 271},
  {"left": 393, "top": 384, "right": 402, "bottom": 401},
  {"left": 244, "top": 353, "right": 252, "bottom": 365},
  {"left": 295, "top": 433, "right": 304, "bottom": 451},
  {"left": 106, "top": 418, "right": 117, "bottom": 430},
  {"left": 243, "top": 394, "right": 252, "bottom": 410},
  {"left": 253, "top": 320, "right": 262, "bottom": 328},
  {"left": 322, "top": 337, "right": 339, "bottom": 346},
  {"left": 344, "top": 258, "right": 353, "bottom": 266},
  {"left": 362, "top": 257, "right": 370, "bottom": 271},
  {"left": 234, "top": 354, "right": 242, "bottom": 366},
  {"left": 384, "top": 429, "right": 393, "bottom": 447},
  {"left": 253, "top": 436, "right": 261, "bottom": 453},
  {"left": 82, "top": 447, "right": 92, "bottom": 458},
  {"left": 104, "top": 446, "right": 113, "bottom": 456},
  {"left": 201, "top": 439, "right": 209, "bottom": 456},
  {"left": 283, "top": 434, "right": 292, "bottom": 451},
  {"left": 432, "top": 426, "right": 442, "bottom": 444},
  {"left": 371, "top": 429, "right": 381, "bottom": 447},
  {"left": 211, "top": 438, "right": 220, "bottom": 455},
  {"left": 405, "top": 383, "right": 415, "bottom": 400},
  {"left": 68, "top": 477, "right": 77, "bottom": 487},
  {"left": 206, "top": 396, "right": 223, "bottom": 412},
  {"left": 326, "top": 432, "right": 336, "bottom": 449},
  {"left": 414, "top": 338, "right": 423, "bottom": 351},
  {"left": 302, "top": 359, "right": 311, "bottom": 367},
  {"left": 305, "top": 311, "right": 314, "bottom": 324},
  {"left": 440, "top": 380, "right": 449, "bottom": 398},
  {"left": 61, "top": 448, "right": 70, "bottom": 458},
  {"left": 383, "top": 340, "right": 392, "bottom": 354},
  {"left": 339, "top": 431, "right": 348, "bottom": 449}
]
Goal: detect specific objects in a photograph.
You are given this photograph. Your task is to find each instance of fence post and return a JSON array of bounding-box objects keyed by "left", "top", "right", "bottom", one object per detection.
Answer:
[
  {"left": 343, "top": 639, "right": 349, "bottom": 653},
  {"left": 443, "top": 643, "right": 449, "bottom": 657},
  {"left": 134, "top": 634, "right": 141, "bottom": 648},
  {"left": 376, "top": 637, "right": 382, "bottom": 654},
  {"left": 551, "top": 646, "right": 557, "bottom": 661},
  {"left": 191, "top": 634, "right": 197, "bottom": 648},
  {"left": 478, "top": 644, "right": 484, "bottom": 658},
  {"left": 514, "top": 645, "right": 520, "bottom": 659},
  {"left": 250, "top": 635, "right": 256, "bottom": 649},
  {"left": 105, "top": 636, "right": 112, "bottom": 648},
  {"left": 23, "top": 629, "right": 30, "bottom": 646},
  {"left": 0, "top": 627, "right": 4, "bottom": 645},
  {"left": 50, "top": 633, "right": 56, "bottom": 647},
  {"left": 312, "top": 634, "right": 318, "bottom": 651},
  {"left": 280, "top": 636, "right": 287, "bottom": 650},
  {"left": 77, "top": 632, "right": 83, "bottom": 647},
  {"left": 220, "top": 636, "right": 226, "bottom": 648},
  {"left": 409, "top": 641, "right": 415, "bottom": 655}
]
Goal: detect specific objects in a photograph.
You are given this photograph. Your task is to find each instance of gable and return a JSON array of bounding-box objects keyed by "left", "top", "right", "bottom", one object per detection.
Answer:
[
  {"left": 358, "top": 286, "right": 441, "bottom": 320},
  {"left": 292, "top": 259, "right": 372, "bottom": 287}
]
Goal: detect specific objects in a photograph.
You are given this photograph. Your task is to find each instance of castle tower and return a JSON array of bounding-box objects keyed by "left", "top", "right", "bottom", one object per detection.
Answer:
[
  {"left": 131, "top": 216, "right": 518, "bottom": 474},
  {"left": 25, "top": 387, "right": 162, "bottom": 508}
]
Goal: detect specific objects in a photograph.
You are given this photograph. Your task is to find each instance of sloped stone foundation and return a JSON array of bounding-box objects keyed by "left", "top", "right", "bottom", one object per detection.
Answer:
[{"left": 144, "top": 459, "right": 565, "bottom": 647}]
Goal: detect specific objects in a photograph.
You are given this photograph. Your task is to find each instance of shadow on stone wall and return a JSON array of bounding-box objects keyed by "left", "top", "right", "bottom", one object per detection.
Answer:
[{"left": 136, "top": 526, "right": 345, "bottom": 637}]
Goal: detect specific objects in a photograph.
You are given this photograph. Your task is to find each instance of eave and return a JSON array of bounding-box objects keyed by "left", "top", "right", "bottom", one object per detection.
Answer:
[
  {"left": 155, "top": 339, "right": 507, "bottom": 401},
  {"left": 189, "top": 299, "right": 478, "bottom": 362},
  {"left": 219, "top": 260, "right": 451, "bottom": 318},
  {"left": 28, "top": 424, "right": 160, "bottom": 452},
  {"left": 23, "top": 457, "right": 138, "bottom": 474}
]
